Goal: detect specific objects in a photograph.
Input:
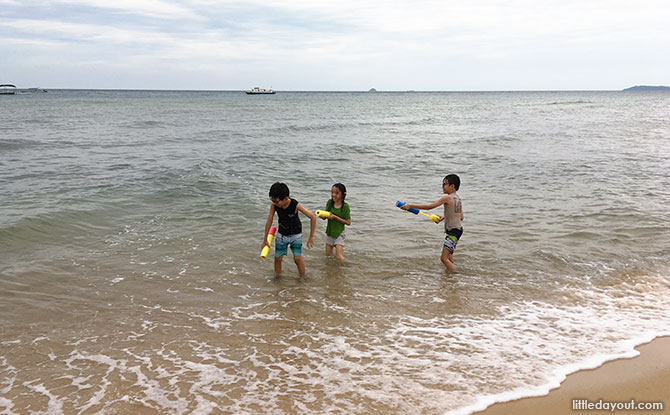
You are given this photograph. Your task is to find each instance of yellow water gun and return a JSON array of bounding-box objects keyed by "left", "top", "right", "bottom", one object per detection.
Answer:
[
  {"left": 260, "top": 226, "right": 277, "bottom": 258},
  {"left": 315, "top": 210, "right": 331, "bottom": 219}
]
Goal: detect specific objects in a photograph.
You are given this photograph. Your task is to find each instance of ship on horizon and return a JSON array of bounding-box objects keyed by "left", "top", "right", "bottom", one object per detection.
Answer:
[
  {"left": 246, "top": 86, "right": 275, "bottom": 95},
  {"left": 0, "top": 84, "right": 17, "bottom": 95}
]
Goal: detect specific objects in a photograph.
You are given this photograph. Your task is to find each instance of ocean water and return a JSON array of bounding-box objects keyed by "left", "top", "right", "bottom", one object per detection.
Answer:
[{"left": 1, "top": 89, "right": 669, "bottom": 415}]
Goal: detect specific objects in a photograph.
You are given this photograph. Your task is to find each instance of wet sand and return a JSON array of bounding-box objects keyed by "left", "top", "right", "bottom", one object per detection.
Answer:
[{"left": 475, "top": 336, "right": 670, "bottom": 415}]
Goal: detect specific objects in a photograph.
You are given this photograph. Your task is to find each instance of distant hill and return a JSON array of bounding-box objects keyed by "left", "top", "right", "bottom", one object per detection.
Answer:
[{"left": 623, "top": 85, "right": 670, "bottom": 91}]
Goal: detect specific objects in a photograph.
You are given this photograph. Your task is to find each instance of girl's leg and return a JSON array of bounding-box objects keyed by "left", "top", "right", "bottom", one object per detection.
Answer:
[
  {"left": 334, "top": 245, "right": 346, "bottom": 261},
  {"left": 440, "top": 248, "right": 455, "bottom": 271}
]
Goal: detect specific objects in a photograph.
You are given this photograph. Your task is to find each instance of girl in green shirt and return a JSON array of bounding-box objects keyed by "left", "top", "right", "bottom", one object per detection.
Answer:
[{"left": 321, "top": 183, "right": 351, "bottom": 261}]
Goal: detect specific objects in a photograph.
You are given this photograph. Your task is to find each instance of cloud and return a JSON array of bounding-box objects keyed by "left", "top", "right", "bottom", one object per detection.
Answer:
[
  {"left": 1, "top": 0, "right": 669, "bottom": 89},
  {"left": 48, "top": 0, "right": 201, "bottom": 20},
  {"left": 5, "top": 19, "right": 167, "bottom": 44}
]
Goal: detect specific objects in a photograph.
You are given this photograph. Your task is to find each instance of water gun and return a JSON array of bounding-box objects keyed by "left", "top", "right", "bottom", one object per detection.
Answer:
[
  {"left": 396, "top": 201, "right": 441, "bottom": 223},
  {"left": 260, "top": 226, "right": 277, "bottom": 258},
  {"left": 315, "top": 210, "right": 331, "bottom": 218}
]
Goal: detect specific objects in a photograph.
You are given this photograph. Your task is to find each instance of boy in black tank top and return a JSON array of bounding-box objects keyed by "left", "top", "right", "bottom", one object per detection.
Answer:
[{"left": 262, "top": 182, "right": 316, "bottom": 276}]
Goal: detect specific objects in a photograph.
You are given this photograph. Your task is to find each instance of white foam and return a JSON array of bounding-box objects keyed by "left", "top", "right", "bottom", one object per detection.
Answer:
[
  {"left": 64, "top": 350, "right": 188, "bottom": 414},
  {"left": 31, "top": 336, "right": 49, "bottom": 345},
  {"left": 23, "top": 381, "right": 64, "bottom": 415},
  {"left": 0, "top": 396, "right": 14, "bottom": 415},
  {"left": 445, "top": 332, "right": 670, "bottom": 415},
  {"left": 0, "top": 356, "right": 17, "bottom": 415},
  {"left": 3, "top": 261, "right": 668, "bottom": 414},
  {"left": 187, "top": 312, "right": 231, "bottom": 330}
]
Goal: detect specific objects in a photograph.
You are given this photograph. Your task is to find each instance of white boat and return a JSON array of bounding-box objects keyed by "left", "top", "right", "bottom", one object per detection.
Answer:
[
  {"left": 246, "top": 86, "right": 275, "bottom": 95},
  {"left": 0, "top": 84, "right": 17, "bottom": 95}
]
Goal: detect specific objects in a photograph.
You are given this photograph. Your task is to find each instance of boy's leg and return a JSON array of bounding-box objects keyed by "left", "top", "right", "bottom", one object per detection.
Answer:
[
  {"left": 325, "top": 244, "right": 333, "bottom": 257},
  {"left": 441, "top": 248, "right": 456, "bottom": 271},
  {"left": 289, "top": 236, "right": 305, "bottom": 275},
  {"left": 274, "top": 235, "right": 289, "bottom": 275},
  {"left": 442, "top": 230, "right": 461, "bottom": 271},
  {"left": 274, "top": 256, "right": 283, "bottom": 274},
  {"left": 334, "top": 245, "right": 345, "bottom": 261},
  {"left": 294, "top": 256, "right": 306, "bottom": 275}
]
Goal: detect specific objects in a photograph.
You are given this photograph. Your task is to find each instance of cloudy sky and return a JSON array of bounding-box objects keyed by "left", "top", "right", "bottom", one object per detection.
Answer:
[{"left": 1, "top": 0, "right": 668, "bottom": 90}]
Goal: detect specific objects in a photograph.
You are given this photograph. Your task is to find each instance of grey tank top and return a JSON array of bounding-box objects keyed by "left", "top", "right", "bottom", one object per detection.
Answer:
[{"left": 443, "top": 193, "right": 462, "bottom": 231}]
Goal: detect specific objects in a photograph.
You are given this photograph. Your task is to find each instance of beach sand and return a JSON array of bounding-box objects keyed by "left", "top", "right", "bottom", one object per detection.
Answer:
[{"left": 475, "top": 336, "right": 670, "bottom": 415}]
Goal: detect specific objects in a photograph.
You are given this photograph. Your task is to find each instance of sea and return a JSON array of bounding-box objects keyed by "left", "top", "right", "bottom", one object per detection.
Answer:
[{"left": 1, "top": 89, "right": 669, "bottom": 415}]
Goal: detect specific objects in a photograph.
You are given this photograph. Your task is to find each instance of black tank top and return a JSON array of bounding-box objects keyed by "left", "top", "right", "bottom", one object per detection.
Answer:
[{"left": 276, "top": 198, "right": 302, "bottom": 236}]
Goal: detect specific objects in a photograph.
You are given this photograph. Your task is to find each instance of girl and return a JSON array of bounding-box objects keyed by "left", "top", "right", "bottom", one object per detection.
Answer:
[{"left": 321, "top": 183, "right": 351, "bottom": 261}]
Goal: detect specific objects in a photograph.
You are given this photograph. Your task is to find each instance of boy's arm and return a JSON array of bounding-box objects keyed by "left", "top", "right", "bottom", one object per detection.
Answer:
[
  {"left": 402, "top": 195, "right": 450, "bottom": 211},
  {"left": 296, "top": 203, "right": 317, "bottom": 248},
  {"left": 262, "top": 204, "right": 275, "bottom": 248}
]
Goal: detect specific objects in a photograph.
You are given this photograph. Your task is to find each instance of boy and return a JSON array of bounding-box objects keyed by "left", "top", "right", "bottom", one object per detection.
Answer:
[
  {"left": 262, "top": 182, "right": 316, "bottom": 276},
  {"left": 400, "top": 174, "right": 464, "bottom": 271}
]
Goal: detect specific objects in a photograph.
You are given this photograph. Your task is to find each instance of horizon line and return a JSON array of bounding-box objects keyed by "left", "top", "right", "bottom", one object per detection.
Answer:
[{"left": 8, "top": 87, "right": 664, "bottom": 93}]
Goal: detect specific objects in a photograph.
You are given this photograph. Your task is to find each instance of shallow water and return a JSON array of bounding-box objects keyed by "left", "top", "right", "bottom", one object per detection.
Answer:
[{"left": 1, "top": 90, "right": 669, "bottom": 414}]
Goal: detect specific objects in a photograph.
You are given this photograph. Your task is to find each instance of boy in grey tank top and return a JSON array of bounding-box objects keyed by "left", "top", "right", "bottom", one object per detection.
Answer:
[{"left": 399, "top": 174, "right": 464, "bottom": 271}]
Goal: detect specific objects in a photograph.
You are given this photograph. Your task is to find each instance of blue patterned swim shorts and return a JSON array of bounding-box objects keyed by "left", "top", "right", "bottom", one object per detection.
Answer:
[{"left": 274, "top": 233, "right": 303, "bottom": 258}]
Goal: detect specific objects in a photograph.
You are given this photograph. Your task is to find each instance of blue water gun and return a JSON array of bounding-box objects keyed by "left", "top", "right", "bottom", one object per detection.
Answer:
[{"left": 396, "top": 200, "right": 441, "bottom": 223}]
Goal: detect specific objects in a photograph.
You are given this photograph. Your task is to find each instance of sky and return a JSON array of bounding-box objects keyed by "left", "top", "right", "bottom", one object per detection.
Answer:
[{"left": 1, "top": 0, "right": 669, "bottom": 91}]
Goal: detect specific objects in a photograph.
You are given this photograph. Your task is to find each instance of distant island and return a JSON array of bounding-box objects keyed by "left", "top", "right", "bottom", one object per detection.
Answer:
[{"left": 623, "top": 85, "right": 670, "bottom": 91}]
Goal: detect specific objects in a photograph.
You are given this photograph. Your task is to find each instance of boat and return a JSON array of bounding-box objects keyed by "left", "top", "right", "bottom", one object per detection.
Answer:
[
  {"left": 246, "top": 87, "right": 275, "bottom": 95},
  {"left": 24, "top": 87, "right": 47, "bottom": 93},
  {"left": 0, "top": 84, "right": 18, "bottom": 95}
]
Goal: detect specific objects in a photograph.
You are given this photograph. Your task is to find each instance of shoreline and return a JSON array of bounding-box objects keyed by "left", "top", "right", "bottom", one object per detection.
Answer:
[{"left": 465, "top": 336, "right": 670, "bottom": 415}]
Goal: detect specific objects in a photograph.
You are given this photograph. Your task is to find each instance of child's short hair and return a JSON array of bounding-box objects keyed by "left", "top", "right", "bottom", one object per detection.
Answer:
[
  {"left": 269, "top": 182, "right": 290, "bottom": 199},
  {"left": 444, "top": 174, "right": 460, "bottom": 191}
]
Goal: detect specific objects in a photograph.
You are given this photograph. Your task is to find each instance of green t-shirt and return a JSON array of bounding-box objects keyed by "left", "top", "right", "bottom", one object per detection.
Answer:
[{"left": 325, "top": 199, "right": 350, "bottom": 238}]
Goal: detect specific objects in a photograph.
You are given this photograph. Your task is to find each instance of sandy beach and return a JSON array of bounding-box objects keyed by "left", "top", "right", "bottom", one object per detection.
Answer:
[{"left": 475, "top": 336, "right": 670, "bottom": 415}]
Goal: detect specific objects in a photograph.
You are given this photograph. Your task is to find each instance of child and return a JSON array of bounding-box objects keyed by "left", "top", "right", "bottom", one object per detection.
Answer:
[
  {"left": 262, "top": 182, "right": 316, "bottom": 276},
  {"left": 400, "top": 174, "right": 464, "bottom": 271},
  {"left": 320, "top": 183, "right": 351, "bottom": 261}
]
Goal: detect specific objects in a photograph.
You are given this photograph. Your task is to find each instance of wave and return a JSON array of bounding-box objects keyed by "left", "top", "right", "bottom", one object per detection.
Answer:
[
  {"left": 121, "top": 120, "right": 182, "bottom": 129},
  {"left": 544, "top": 100, "right": 594, "bottom": 106},
  {"left": 266, "top": 115, "right": 440, "bottom": 135},
  {"left": 0, "top": 207, "right": 122, "bottom": 250},
  {"left": 0, "top": 138, "right": 43, "bottom": 151},
  {"left": 446, "top": 332, "right": 670, "bottom": 415}
]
